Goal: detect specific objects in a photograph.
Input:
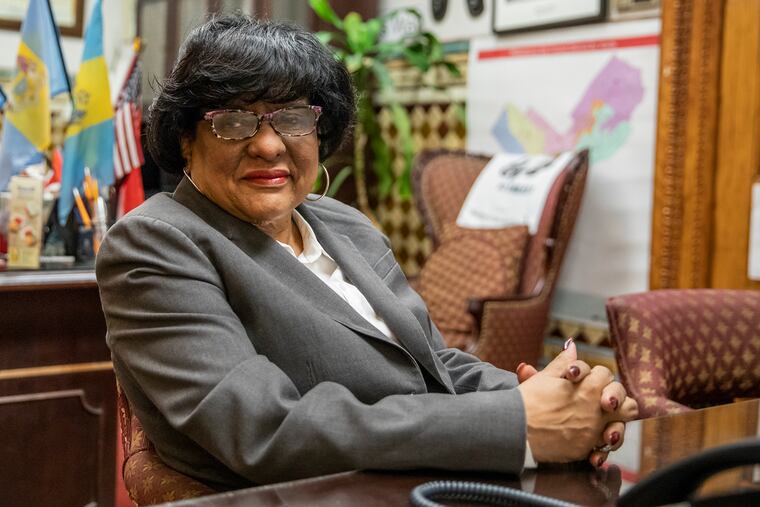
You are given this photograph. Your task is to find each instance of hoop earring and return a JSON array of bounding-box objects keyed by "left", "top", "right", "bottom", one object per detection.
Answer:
[
  {"left": 183, "top": 169, "right": 204, "bottom": 196},
  {"left": 306, "top": 164, "right": 330, "bottom": 201}
]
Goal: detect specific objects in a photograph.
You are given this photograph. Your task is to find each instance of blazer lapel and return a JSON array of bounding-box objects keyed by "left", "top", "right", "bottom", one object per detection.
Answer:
[
  {"left": 171, "top": 178, "right": 396, "bottom": 345},
  {"left": 300, "top": 205, "right": 454, "bottom": 393}
]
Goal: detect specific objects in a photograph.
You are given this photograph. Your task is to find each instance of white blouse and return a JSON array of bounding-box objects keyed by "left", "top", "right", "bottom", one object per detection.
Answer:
[{"left": 276, "top": 210, "right": 397, "bottom": 343}]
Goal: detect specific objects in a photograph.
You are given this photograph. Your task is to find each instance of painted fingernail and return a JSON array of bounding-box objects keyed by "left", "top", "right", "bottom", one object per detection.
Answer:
[
  {"left": 563, "top": 337, "right": 575, "bottom": 350},
  {"left": 516, "top": 362, "right": 527, "bottom": 374},
  {"left": 610, "top": 432, "right": 620, "bottom": 446},
  {"left": 596, "top": 456, "right": 606, "bottom": 467},
  {"left": 568, "top": 365, "right": 581, "bottom": 378},
  {"left": 610, "top": 397, "right": 619, "bottom": 410}
]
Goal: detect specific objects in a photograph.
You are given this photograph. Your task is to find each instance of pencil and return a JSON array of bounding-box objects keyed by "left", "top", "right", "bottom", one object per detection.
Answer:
[
  {"left": 83, "top": 167, "right": 94, "bottom": 201},
  {"left": 92, "top": 176, "right": 99, "bottom": 201},
  {"left": 73, "top": 188, "right": 92, "bottom": 228}
]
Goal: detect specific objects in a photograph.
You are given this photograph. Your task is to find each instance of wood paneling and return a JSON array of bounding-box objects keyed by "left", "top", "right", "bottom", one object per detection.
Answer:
[
  {"left": 0, "top": 287, "right": 107, "bottom": 370},
  {"left": 712, "top": 0, "right": 760, "bottom": 289},
  {"left": 651, "top": 0, "right": 760, "bottom": 289},
  {"left": 0, "top": 275, "right": 115, "bottom": 507},
  {"left": 0, "top": 377, "right": 115, "bottom": 507},
  {"left": 650, "top": 0, "right": 723, "bottom": 289}
]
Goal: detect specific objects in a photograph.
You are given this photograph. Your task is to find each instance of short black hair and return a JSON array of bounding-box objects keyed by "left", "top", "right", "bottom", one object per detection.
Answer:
[{"left": 146, "top": 15, "right": 355, "bottom": 174}]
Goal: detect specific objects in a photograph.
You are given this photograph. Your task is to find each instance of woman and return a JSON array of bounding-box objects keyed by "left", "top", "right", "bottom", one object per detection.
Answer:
[{"left": 96, "top": 15, "right": 637, "bottom": 491}]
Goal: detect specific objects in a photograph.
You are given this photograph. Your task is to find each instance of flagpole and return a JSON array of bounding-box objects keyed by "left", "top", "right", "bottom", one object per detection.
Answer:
[{"left": 43, "top": 0, "right": 72, "bottom": 97}]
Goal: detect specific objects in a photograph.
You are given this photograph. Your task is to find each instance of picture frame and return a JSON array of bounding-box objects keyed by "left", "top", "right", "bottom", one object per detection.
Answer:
[
  {"left": 0, "top": 0, "right": 85, "bottom": 38},
  {"left": 609, "top": 0, "right": 660, "bottom": 21},
  {"left": 492, "top": 0, "right": 607, "bottom": 35}
]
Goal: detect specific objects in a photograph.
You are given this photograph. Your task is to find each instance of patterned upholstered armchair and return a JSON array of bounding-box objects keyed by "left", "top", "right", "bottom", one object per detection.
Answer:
[
  {"left": 411, "top": 149, "right": 588, "bottom": 371},
  {"left": 117, "top": 384, "right": 215, "bottom": 505},
  {"left": 606, "top": 289, "right": 760, "bottom": 419}
]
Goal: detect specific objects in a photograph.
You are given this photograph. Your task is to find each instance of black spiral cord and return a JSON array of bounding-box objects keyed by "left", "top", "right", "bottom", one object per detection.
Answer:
[{"left": 410, "top": 481, "right": 581, "bottom": 507}]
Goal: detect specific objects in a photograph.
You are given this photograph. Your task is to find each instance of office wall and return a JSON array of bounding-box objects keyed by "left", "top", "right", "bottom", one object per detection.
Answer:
[
  {"left": 379, "top": 1, "right": 661, "bottom": 337},
  {"left": 380, "top": 0, "right": 492, "bottom": 42}
]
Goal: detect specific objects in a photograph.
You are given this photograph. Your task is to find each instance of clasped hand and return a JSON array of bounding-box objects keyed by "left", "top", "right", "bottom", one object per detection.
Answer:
[{"left": 517, "top": 340, "right": 639, "bottom": 466}]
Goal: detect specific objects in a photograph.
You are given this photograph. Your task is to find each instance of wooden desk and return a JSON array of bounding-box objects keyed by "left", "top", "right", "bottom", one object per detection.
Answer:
[
  {"left": 0, "top": 270, "right": 115, "bottom": 507},
  {"left": 157, "top": 399, "right": 759, "bottom": 506}
]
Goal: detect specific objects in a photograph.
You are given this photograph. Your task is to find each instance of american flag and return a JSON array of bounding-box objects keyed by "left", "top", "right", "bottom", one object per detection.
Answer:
[
  {"left": 113, "top": 61, "right": 143, "bottom": 180},
  {"left": 113, "top": 40, "right": 145, "bottom": 218}
]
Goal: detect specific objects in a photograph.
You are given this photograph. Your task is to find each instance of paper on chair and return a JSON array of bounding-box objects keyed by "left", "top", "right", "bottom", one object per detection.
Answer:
[
  {"left": 749, "top": 181, "right": 760, "bottom": 281},
  {"left": 456, "top": 151, "right": 574, "bottom": 233}
]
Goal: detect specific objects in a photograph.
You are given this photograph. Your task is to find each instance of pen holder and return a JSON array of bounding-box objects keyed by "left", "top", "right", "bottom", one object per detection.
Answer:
[{"left": 76, "top": 226, "right": 95, "bottom": 261}]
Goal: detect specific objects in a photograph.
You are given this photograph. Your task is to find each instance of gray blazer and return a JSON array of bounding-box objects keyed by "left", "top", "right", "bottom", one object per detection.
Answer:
[{"left": 96, "top": 177, "right": 527, "bottom": 490}]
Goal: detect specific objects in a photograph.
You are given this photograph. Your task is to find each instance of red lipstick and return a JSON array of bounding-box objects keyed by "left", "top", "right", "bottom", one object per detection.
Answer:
[{"left": 242, "top": 169, "right": 290, "bottom": 186}]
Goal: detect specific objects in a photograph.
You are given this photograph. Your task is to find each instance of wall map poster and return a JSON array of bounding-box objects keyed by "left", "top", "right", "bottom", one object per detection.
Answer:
[{"left": 467, "top": 19, "right": 660, "bottom": 320}]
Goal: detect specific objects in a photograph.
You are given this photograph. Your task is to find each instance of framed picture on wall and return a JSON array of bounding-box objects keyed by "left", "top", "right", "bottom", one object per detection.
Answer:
[
  {"left": 0, "top": 0, "right": 85, "bottom": 37},
  {"left": 610, "top": 0, "right": 660, "bottom": 21},
  {"left": 493, "top": 0, "right": 607, "bottom": 35}
]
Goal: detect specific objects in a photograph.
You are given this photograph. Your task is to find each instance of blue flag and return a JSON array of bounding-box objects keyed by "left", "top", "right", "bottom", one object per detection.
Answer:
[
  {"left": 0, "top": 0, "right": 70, "bottom": 191},
  {"left": 59, "top": 0, "right": 114, "bottom": 224}
]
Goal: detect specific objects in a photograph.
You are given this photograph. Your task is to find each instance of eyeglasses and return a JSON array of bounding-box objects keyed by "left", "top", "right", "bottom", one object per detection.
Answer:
[{"left": 203, "top": 105, "right": 323, "bottom": 140}]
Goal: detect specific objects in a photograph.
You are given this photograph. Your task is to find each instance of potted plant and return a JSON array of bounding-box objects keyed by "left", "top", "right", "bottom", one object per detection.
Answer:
[{"left": 309, "top": 0, "right": 459, "bottom": 223}]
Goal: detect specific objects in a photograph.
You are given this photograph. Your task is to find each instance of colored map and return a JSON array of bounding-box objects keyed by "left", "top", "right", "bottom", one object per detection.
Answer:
[{"left": 491, "top": 56, "right": 645, "bottom": 163}]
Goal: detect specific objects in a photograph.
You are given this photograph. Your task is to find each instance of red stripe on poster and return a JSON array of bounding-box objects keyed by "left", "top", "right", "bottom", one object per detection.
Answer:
[{"left": 478, "top": 34, "right": 659, "bottom": 60}]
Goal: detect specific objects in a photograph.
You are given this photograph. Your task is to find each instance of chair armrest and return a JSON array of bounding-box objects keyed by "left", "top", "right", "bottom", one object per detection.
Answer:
[
  {"left": 467, "top": 294, "right": 540, "bottom": 330},
  {"left": 466, "top": 294, "right": 551, "bottom": 371},
  {"left": 123, "top": 449, "right": 215, "bottom": 504},
  {"left": 635, "top": 395, "right": 693, "bottom": 419},
  {"left": 407, "top": 274, "right": 421, "bottom": 293}
]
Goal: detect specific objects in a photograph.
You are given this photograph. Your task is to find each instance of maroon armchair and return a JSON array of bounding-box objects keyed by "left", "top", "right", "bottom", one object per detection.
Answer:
[
  {"left": 117, "top": 384, "right": 215, "bottom": 505},
  {"left": 412, "top": 149, "right": 588, "bottom": 371},
  {"left": 606, "top": 289, "right": 760, "bottom": 419}
]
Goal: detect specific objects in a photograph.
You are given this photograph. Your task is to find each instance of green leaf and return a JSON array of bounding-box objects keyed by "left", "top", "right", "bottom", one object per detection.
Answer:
[
  {"left": 375, "top": 163, "right": 394, "bottom": 198},
  {"left": 403, "top": 47, "right": 430, "bottom": 72},
  {"left": 414, "top": 32, "right": 436, "bottom": 63},
  {"left": 364, "top": 18, "right": 382, "bottom": 50},
  {"left": 370, "top": 60, "right": 393, "bottom": 92},
  {"left": 390, "top": 103, "right": 414, "bottom": 197},
  {"left": 343, "top": 12, "right": 366, "bottom": 52},
  {"left": 319, "top": 4, "right": 451, "bottom": 203},
  {"left": 308, "top": 0, "right": 343, "bottom": 29},
  {"left": 453, "top": 103, "right": 467, "bottom": 129},
  {"left": 397, "top": 163, "right": 412, "bottom": 198},
  {"left": 314, "top": 31, "right": 335, "bottom": 46},
  {"left": 441, "top": 60, "right": 461, "bottom": 77},
  {"left": 363, "top": 113, "right": 394, "bottom": 199},
  {"left": 312, "top": 165, "right": 324, "bottom": 192},
  {"left": 375, "top": 41, "right": 405, "bottom": 60},
  {"left": 390, "top": 103, "right": 412, "bottom": 138},
  {"left": 345, "top": 52, "right": 365, "bottom": 73},
  {"left": 327, "top": 166, "right": 353, "bottom": 197}
]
